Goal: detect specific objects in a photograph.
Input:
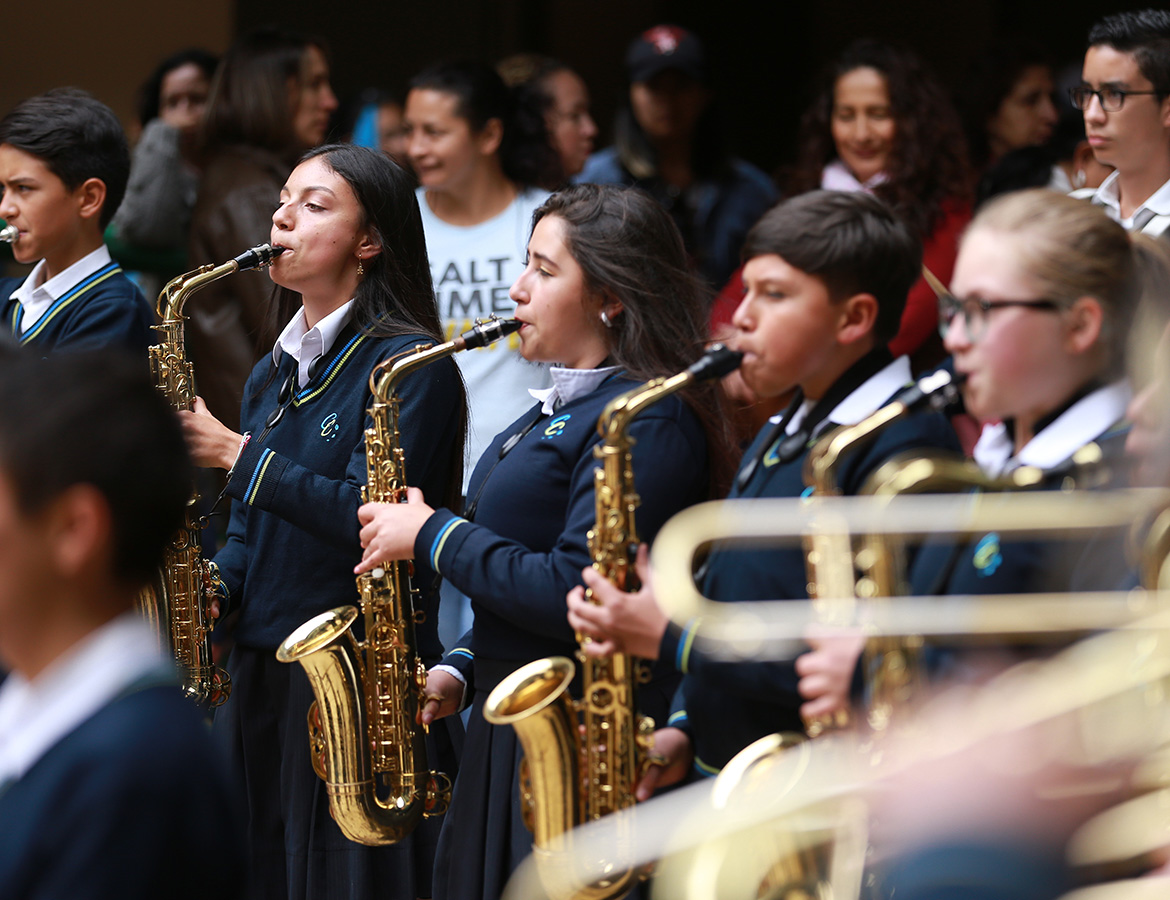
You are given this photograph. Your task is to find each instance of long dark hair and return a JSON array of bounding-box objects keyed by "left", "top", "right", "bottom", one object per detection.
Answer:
[
  {"left": 408, "top": 58, "right": 558, "bottom": 189},
  {"left": 786, "top": 39, "right": 971, "bottom": 238},
  {"left": 266, "top": 143, "right": 467, "bottom": 508},
  {"left": 532, "top": 183, "right": 739, "bottom": 494},
  {"left": 201, "top": 27, "right": 326, "bottom": 162}
]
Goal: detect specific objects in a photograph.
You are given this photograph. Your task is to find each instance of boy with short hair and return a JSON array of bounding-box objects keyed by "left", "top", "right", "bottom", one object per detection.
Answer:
[
  {"left": 0, "top": 88, "right": 155, "bottom": 352},
  {"left": 0, "top": 348, "right": 243, "bottom": 897},
  {"left": 1072, "top": 9, "right": 1170, "bottom": 235},
  {"left": 567, "top": 191, "right": 960, "bottom": 786}
]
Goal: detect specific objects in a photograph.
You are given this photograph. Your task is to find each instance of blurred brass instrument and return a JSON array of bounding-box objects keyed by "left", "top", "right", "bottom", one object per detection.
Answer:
[
  {"left": 799, "top": 368, "right": 964, "bottom": 736},
  {"left": 0, "top": 223, "right": 18, "bottom": 243},
  {"left": 143, "top": 242, "right": 284, "bottom": 709},
  {"left": 496, "top": 488, "right": 1170, "bottom": 900},
  {"left": 483, "top": 345, "right": 743, "bottom": 900},
  {"left": 276, "top": 316, "right": 519, "bottom": 845}
]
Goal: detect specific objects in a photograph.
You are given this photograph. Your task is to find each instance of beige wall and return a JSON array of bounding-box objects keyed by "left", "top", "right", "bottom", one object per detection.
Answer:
[{"left": 4, "top": 0, "right": 233, "bottom": 133}]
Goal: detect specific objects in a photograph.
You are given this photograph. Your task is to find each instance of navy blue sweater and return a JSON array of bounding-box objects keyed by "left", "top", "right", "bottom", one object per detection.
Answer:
[
  {"left": 215, "top": 326, "right": 463, "bottom": 653},
  {"left": 909, "top": 425, "right": 1132, "bottom": 601},
  {"left": 0, "top": 264, "right": 155, "bottom": 355},
  {"left": 420, "top": 373, "right": 709, "bottom": 699},
  {"left": 664, "top": 380, "right": 960, "bottom": 774},
  {"left": 0, "top": 680, "right": 244, "bottom": 900}
]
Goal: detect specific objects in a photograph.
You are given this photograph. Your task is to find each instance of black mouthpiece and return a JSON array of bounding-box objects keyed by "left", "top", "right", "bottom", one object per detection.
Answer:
[
  {"left": 233, "top": 243, "right": 285, "bottom": 271},
  {"left": 460, "top": 317, "right": 522, "bottom": 350},
  {"left": 898, "top": 368, "right": 967, "bottom": 414},
  {"left": 686, "top": 344, "right": 744, "bottom": 381}
]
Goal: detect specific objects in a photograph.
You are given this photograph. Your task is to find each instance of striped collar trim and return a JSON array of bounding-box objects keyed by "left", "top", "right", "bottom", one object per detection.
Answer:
[
  {"left": 14, "top": 262, "right": 122, "bottom": 344},
  {"left": 290, "top": 329, "right": 368, "bottom": 407}
]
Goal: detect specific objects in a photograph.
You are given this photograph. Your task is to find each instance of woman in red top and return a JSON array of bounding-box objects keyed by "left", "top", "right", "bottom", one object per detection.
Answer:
[{"left": 778, "top": 39, "right": 973, "bottom": 373}]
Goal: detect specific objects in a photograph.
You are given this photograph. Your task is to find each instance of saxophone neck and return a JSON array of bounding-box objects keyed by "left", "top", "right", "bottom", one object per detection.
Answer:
[
  {"left": 806, "top": 368, "right": 964, "bottom": 495},
  {"left": 596, "top": 343, "right": 743, "bottom": 444},
  {"left": 372, "top": 316, "right": 522, "bottom": 401},
  {"left": 157, "top": 243, "right": 284, "bottom": 323}
]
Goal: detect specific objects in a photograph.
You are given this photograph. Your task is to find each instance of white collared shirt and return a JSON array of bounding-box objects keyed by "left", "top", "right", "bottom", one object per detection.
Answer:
[
  {"left": 1075, "top": 171, "right": 1170, "bottom": 235},
  {"left": 528, "top": 364, "right": 622, "bottom": 415},
  {"left": 0, "top": 612, "right": 170, "bottom": 785},
  {"left": 8, "top": 245, "right": 114, "bottom": 333},
  {"left": 274, "top": 300, "right": 355, "bottom": 387},
  {"left": 784, "top": 356, "right": 914, "bottom": 437},
  {"left": 972, "top": 380, "right": 1132, "bottom": 478}
]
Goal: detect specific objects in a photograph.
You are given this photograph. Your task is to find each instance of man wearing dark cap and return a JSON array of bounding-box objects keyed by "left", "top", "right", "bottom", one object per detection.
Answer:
[{"left": 576, "top": 24, "right": 778, "bottom": 290}]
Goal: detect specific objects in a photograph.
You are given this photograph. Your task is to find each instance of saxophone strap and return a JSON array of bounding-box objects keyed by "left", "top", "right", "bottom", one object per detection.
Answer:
[{"left": 735, "top": 347, "right": 895, "bottom": 493}]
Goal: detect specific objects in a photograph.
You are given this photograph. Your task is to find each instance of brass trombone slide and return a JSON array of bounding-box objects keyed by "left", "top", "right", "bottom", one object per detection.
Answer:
[{"left": 648, "top": 489, "right": 1170, "bottom": 659}]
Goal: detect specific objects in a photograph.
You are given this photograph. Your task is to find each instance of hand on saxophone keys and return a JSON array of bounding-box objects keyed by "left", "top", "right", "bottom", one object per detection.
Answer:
[
  {"left": 795, "top": 625, "right": 866, "bottom": 729},
  {"left": 418, "top": 668, "right": 463, "bottom": 726},
  {"left": 566, "top": 543, "right": 668, "bottom": 660},
  {"left": 635, "top": 726, "right": 694, "bottom": 801},
  {"left": 178, "top": 396, "right": 244, "bottom": 470},
  {"left": 355, "top": 487, "right": 434, "bottom": 573}
]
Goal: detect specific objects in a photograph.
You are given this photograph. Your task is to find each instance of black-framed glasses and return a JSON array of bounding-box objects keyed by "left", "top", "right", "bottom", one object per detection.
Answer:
[
  {"left": 938, "top": 293, "right": 1062, "bottom": 342},
  {"left": 1069, "top": 85, "right": 1161, "bottom": 112}
]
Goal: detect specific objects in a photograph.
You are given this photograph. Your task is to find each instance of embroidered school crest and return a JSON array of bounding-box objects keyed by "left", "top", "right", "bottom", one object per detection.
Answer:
[
  {"left": 972, "top": 532, "right": 1003, "bottom": 577},
  {"left": 542, "top": 414, "right": 571, "bottom": 439},
  {"left": 320, "top": 412, "right": 340, "bottom": 442}
]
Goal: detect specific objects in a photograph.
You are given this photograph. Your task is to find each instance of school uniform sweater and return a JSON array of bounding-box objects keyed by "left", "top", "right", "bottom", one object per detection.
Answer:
[
  {"left": 419, "top": 373, "right": 709, "bottom": 685},
  {"left": 213, "top": 325, "right": 464, "bottom": 655},
  {"left": 910, "top": 382, "right": 1133, "bottom": 601},
  {"left": 0, "top": 680, "right": 244, "bottom": 900},
  {"left": 0, "top": 264, "right": 155, "bottom": 355},
  {"left": 663, "top": 355, "right": 961, "bottom": 774}
]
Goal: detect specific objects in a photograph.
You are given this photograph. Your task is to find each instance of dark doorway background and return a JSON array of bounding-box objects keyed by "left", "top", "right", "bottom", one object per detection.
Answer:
[{"left": 237, "top": 0, "right": 1149, "bottom": 179}]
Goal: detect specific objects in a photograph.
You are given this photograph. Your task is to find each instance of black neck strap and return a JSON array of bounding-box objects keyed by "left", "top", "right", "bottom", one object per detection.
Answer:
[{"left": 735, "top": 346, "right": 894, "bottom": 492}]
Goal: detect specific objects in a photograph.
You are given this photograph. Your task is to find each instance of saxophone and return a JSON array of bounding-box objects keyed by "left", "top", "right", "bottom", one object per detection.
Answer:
[
  {"left": 144, "top": 242, "right": 284, "bottom": 709},
  {"left": 276, "top": 316, "right": 520, "bottom": 846},
  {"left": 484, "top": 345, "right": 743, "bottom": 900}
]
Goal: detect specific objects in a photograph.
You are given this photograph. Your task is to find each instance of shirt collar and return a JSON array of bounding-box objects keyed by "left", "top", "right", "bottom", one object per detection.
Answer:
[
  {"left": 972, "top": 380, "right": 1131, "bottom": 477},
  {"left": 528, "top": 364, "right": 622, "bottom": 414},
  {"left": 820, "top": 159, "right": 888, "bottom": 194},
  {"left": 1091, "top": 170, "right": 1170, "bottom": 222},
  {"left": 9, "top": 245, "right": 113, "bottom": 327},
  {"left": 274, "top": 299, "right": 355, "bottom": 387},
  {"left": 786, "top": 355, "right": 913, "bottom": 436},
  {"left": 0, "top": 612, "right": 169, "bottom": 785}
]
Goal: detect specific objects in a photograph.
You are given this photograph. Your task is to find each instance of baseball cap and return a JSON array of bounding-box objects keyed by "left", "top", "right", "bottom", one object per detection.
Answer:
[{"left": 625, "top": 25, "right": 707, "bottom": 84}]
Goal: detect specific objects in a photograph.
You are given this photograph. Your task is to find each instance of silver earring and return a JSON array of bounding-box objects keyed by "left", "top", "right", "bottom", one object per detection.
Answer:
[
  {"left": 600, "top": 310, "right": 614, "bottom": 329},
  {"left": 1072, "top": 169, "right": 1087, "bottom": 189}
]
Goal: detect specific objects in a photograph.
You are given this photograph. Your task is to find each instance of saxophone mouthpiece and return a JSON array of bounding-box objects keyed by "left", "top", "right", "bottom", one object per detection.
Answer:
[
  {"left": 687, "top": 343, "right": 744, "bottom": 381},
  {"left": 459, "top": 316, "right": 522, "bottom": 350},
  {"left": 0, "top": 223, "right": 18, "bottom": 244},
  {"left": 900, "top": 367, "right": 967, "bottom": 414},
  {"left": 233, "top": 243, "right": 286, "bottom": 272}
]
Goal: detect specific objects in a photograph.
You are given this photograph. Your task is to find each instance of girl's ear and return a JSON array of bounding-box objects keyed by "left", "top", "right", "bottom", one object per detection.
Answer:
[{"left": 1065, "top": 295, "right": 1104, "bottom": 356}]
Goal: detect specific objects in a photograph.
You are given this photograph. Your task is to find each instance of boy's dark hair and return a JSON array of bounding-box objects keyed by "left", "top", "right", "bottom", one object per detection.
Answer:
[
  {"left": 743, "top": 191, "right": 922, "bottom": 345},
  {"left": 0, "top": 349, "right": 192, "bottom": 586},
  {"left": 0, "top": 88, "right": 131, "bottom": 229},
  {"left": 1088, "top": 9, "right": 1170, "bottom": 99}
]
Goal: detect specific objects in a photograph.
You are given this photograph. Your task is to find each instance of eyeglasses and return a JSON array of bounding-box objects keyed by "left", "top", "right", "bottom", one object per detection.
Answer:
[
  {"left": 938, "top": 293, "right": 1062, "bottom": 342},
  {"left": 1069, "top": 85, "right": 1162, "bottom": 112}
]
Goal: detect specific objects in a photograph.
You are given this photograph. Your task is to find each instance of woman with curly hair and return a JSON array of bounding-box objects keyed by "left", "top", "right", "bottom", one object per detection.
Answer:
[{"left": 785, "top": 38, "right": 973, "bottom": 370}]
